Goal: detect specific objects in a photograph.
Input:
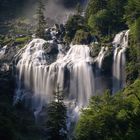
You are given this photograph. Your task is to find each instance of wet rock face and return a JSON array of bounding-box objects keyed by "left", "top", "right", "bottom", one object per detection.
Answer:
[
  {"left": 45, "top": 24, "right": 65, "bottom": 42},
  {"left": 0, "top": 63, "right": 10, "bottom": 72},
  {"left": 0, "top": 44, "right": 19, "bottom": 63},
  {"left": 0, "top": 62, "right": 14, "bottom": 96},
  {"left": 0, "top": 42, "right": 18, "bottom": 97},
  {"left": 44, "top": 42, "right": 59, "bottom": 55},
  {"left": 102, "top": 49, "right": 113, "bottom": 76}
]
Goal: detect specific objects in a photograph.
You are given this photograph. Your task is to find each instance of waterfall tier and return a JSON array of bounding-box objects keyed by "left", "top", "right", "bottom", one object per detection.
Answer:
[
  {"left": 112, "top": 30, "right": 129, "bottom": 93},
  {"left": 15, "top": 38, "right": 95, "bottom": 120}
]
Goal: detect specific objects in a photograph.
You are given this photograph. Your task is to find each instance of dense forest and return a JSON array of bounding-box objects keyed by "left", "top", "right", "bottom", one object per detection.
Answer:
[{"left": 0, "top": 0, "right": 140, "bottom": 140}]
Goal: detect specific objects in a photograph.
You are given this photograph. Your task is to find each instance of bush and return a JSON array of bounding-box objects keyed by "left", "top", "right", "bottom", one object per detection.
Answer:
[
  {"left": 72, "top": 29, "right": 92, "bottom": 45},
  {"left": 75, "top": 82, "right": 140, "bottom": 140}
]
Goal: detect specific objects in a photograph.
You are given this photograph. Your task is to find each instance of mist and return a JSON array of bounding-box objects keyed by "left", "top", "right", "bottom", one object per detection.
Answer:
[{"left": 22, "top": 0, "right": 88, "bottom": 25}]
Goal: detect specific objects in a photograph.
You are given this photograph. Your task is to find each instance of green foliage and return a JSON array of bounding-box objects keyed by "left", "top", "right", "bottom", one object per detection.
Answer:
[
  {"left": 124, "top": 79, "right": 140, "bottom": 103},
  {"left": 86, "top": 0, "right": 107, "bottom": 18},
  {"left": 126, "top": 43, "right": 139, "bottom": 85},
  {"left": 75, "top": 83, "right": 140, "bottom": 140},
  {"left": 125, "top": 16, "right": 140, "bottom": 83},
  {"left": 88, "top": 9, "right": 111, "bottom": 36},
  {"left": 106, "top": 0, "right": 127, "bottom": 32},
  {"left": 125, "top": 0, "right": 140, "bottom": 26},
  {"left": 86, "top": 0, "right": 127, "bottom": 39},
  {"left": 133, "top": 18, "right": 140, "bottom": 43}
]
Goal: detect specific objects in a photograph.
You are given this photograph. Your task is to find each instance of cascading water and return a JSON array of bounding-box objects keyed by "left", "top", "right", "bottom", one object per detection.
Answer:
[
  {"left": 0, "top": 45, "right": 7, "bottom": 59},
  {"left": 112, "top": 30, "right": 129, "bottom": 93},
  {"left": 96, "top": 47, "right": 108, "bottom": 69},
  {"left": 14, "top": 38, "right": 95, "bottom": 122}
]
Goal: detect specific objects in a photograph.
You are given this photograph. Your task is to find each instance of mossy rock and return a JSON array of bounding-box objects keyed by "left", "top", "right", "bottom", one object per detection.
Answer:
[
  {"left": 72, "top": 29, "right": 92, "bottom": 45},
  {"left": 15, "top": 36, "right": 30, "bottom": 45},
  {"left": 89, "top": 43, "right": 101, "bottom": 58},
  {"left": 3, "top": 37, "right": 13, "bottom": 46},
  {"left": 102, "top": 47, "right": 113, "bottom": 75}
]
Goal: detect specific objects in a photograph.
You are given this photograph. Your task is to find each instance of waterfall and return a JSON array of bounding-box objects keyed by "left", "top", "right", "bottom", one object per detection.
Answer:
[
  {"left": 15, "top": 38, "right": 95, "bottom": 121},
  {"left": 112, "top": 30, "right": 129, "bottom": 93},
  {"left": 14, "top": 28, "right": 130, "bottom": 128}
]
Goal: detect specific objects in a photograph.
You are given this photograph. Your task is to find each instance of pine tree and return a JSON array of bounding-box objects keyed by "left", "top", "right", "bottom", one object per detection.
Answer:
[
  {"left": 76, "top": 3, "right": 83, "bottom": 15},
  {"left": 45, "top": 86, "right": 67, "bottom": 140},
  {"left": 36, "top": 0, "right": 46, "bottom": 39}
]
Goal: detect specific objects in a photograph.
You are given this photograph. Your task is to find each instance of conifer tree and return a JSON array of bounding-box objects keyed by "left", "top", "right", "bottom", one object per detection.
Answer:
[
  {"left": 76, "top": 3, "right": 83, "bottom": 15},
  {"left": 45, "top": 86, "right": 67, "bottom": 140},
  {"left": 36, "top": 0, "right": 46, "bottom": 39}
]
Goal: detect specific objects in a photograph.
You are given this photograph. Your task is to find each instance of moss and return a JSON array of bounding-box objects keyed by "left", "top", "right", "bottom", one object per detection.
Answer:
[{"left": 15, "top": 36, "right": 30, "bottom": 44}]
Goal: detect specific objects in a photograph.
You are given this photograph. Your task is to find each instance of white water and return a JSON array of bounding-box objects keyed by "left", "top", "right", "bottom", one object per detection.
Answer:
[
  {"left": 0, "top": 45, "right": 7, "bottom": 59},
  {"left": 112, "top": 30, "right": 129, "bottom": 93},
  {"left": 15, "top": 38, "right": 95, "bottom": 121},
  {"left": 96, "top": 47, "right": 108, "bottom": 69}
]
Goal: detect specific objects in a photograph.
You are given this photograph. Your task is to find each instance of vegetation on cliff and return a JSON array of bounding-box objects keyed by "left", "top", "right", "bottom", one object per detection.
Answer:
[{"left": 75, "top": 80, "right": 140, "bottom": 140}]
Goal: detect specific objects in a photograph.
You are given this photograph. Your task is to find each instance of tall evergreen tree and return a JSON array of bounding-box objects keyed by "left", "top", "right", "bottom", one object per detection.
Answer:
[
  {"left": 36, "top": 0, "right": 46, "bottom": 39},
  {"left": 76, "top": 3, "right": 83, "bottom": 15},
  {"left": 45, "top": 86, "right": 67, "bottom": 140}
]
